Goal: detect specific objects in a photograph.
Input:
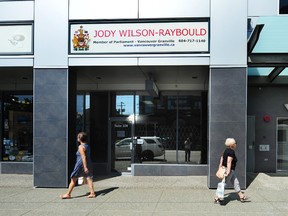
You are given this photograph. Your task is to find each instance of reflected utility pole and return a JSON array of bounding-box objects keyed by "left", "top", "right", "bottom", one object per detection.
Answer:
[{"left": 117, "top": 102, "right": 125, "bottom": 114}]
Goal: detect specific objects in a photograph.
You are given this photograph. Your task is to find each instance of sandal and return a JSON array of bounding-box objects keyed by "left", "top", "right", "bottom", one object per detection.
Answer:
[
  {"left": 240, "top": 196, "right": 249, "bottom": 203},
  {"left": 214, "top": 198, "right": 221, "bottom": 204},
  {"left": 87, "top": 194, "right": 96, "bottom": 198},
  {"left": 60, "top": 194, "right": 71, "bottom": 199}
]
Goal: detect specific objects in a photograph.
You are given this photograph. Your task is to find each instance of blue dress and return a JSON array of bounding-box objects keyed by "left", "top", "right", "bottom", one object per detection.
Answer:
[{"left": 70, "top": 143, "right": 93, "bottom": 178}]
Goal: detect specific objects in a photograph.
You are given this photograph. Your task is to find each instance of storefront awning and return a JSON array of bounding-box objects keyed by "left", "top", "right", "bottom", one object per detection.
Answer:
[{"left": 248, "top": 17, "right": 288, "bottom": 82}]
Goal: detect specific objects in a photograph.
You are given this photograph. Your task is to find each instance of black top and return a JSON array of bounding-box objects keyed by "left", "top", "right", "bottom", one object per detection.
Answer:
[{"left": 222, "top": 148, "right": 237, "bottom": 170}]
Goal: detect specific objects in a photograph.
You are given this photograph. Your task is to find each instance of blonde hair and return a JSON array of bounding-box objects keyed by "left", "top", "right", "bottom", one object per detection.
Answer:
[{"left": 225, "top": 138, "right": 236, "bottom": 147}]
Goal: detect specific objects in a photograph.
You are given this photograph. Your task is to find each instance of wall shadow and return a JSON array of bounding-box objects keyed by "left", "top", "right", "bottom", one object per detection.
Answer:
[{"left": 246, "top": 172, "right": 259, "bottom": 188}]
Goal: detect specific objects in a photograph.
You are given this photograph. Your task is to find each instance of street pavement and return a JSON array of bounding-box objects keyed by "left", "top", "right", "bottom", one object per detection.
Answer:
[{"left": 0, "top": 172, "right": 288, "bottom": 215}]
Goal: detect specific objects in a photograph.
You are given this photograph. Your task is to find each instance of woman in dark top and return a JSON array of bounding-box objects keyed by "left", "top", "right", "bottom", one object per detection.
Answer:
[
  {"left": 214, "top": 138, "right": 248, "bottom": 203},
  {"left": 60, "top": 132, "right": 95, "bottom": 199}
]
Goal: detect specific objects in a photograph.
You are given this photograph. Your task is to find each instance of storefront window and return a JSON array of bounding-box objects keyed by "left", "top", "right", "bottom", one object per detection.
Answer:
[
  {"left": 112, "top": 92, "right": 206, "bottom": 167},
  {"left": 1, "top": 93, "right": 33, "bottom": 162},
  {"left": 135, "top": 93, "right": 203, "bottom": 164},
  {"left": 280, "top": 0, "right": 288, "bottom": 14}
]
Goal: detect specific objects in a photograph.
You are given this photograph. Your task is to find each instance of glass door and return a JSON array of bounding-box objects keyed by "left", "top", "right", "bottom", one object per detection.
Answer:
[
  {"left": 111, "top": 118, "right": 133, "bottom": 173},
  {"left": 277, "top": 118, "right": 288, "bottom": 171}
]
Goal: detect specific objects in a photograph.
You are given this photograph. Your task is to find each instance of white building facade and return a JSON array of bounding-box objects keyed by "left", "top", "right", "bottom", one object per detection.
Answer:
[{"left": 0, "top": 0, "right": 287, "bottom": 188}]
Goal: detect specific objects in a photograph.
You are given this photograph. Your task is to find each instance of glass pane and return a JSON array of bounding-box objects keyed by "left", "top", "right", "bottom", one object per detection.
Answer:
[
  {"left": 76, "top": 93, "right": 90, "bottom": 134},
  {"left": 178, "top": 95, "right": 202, "bottom": 164},
  {"left": 113, "top": 121, "right": 132, "bottom": 172},
  {"left": 277, "top": 118, "right": 288, "bottom": 171},
  {"left": 280, "top": 0, "right": 288, "bottom": 14},
  {"left": 110, "top": 91, "right": 207, "bottom": 166},
  {"left": 115, "top": 95, "right": 139, "bottom": 116},
  {"left": 134, "top": 93, "right": 205, "bottom": 164},
  {"left": 76, "top": 94, "right": 85, "bottom": 133},
  {"left": 2, "top": 94, "right": 33, "bottom": 162}
]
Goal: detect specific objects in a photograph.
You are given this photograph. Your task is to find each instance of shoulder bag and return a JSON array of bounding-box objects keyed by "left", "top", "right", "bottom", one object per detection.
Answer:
[{"left": 216, "top": 166, "right": 226, "bottom": 180}]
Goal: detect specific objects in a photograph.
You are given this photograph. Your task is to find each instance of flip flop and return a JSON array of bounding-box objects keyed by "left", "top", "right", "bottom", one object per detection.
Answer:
[
  {"left": 214, "top": 198, "right": 220, "bottom": 204},
  {"left": 87, "top": 194, "right": 96, "bottom": 198},
  {"left": 240, "top": 196, "right": 249, "bottom": 203},
  {"left": 60, "top": 194, "right": 71, "bottom": 199}
]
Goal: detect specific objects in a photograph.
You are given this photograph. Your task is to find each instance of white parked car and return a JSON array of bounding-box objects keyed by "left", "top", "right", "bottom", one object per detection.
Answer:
[{"left": 115, "top": 136, "right": 165, "bottom": 160}]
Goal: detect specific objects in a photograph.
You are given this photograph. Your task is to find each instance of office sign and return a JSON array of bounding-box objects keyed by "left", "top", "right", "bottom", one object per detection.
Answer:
[
  {"left": 70, "top": 21, "right": 209, "bottom": 54},
  {"left": 0, "top": 24, "right": 33, "bottom": 54}
]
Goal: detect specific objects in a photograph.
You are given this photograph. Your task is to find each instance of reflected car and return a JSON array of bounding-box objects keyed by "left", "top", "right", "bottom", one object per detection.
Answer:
[{"left": 115, "top": 136, "right": 165, "bottom": 160}]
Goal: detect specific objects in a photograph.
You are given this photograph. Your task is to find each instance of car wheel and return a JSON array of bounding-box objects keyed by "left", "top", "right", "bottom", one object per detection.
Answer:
[{"left": 142, "top": 150, "right": 154, "bottom": 161}]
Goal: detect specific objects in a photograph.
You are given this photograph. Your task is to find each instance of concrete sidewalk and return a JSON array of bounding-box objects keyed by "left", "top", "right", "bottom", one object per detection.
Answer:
[{"left": 0, "top": 173, "right": 288, "bottom": 215}]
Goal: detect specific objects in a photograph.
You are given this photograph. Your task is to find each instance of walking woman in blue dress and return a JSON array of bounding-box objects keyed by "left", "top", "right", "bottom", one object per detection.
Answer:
[{"left": 60, "top": 132, "right": 95, "bottom": 199}]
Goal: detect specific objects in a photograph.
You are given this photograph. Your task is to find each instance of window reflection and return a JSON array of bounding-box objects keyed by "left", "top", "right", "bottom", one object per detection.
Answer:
[
  {"left": 115, "top": 95, "right": 139, "bottom": 116},
  {"left": 2, "top": 94, "right": 33, "bottom": 162},
  {"left": 113, "top": 92, "right": 207, "bottom": 165},
  {"left": 76, "top": 93, "right": 90, "bottom": 134}
]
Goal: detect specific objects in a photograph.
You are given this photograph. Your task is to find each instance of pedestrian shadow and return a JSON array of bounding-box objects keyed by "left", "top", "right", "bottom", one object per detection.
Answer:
[
  {"left": 95, "top": 187, "right": 119, "bottom": 196},
  {"left": 219, "top": 192, "right": 251, "bottom": 206},
  {"left": 72, "top": 187, "right": 119, "bottom": 199}
]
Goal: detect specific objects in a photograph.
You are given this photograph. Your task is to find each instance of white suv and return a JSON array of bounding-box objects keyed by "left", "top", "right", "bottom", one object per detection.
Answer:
[{"left": 115, "top": 136, "right": 165, "bottom": 160}]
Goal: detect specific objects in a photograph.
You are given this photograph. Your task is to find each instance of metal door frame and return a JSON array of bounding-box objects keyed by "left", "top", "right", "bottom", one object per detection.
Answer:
[{"left": 247, "top": 115, "right": 255, "bottom": 172}]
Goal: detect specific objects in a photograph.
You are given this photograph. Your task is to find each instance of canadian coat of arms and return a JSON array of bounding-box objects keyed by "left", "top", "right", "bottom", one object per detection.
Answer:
[{"left": 72, "top": 25, "right": 90, "bottom": 51}]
